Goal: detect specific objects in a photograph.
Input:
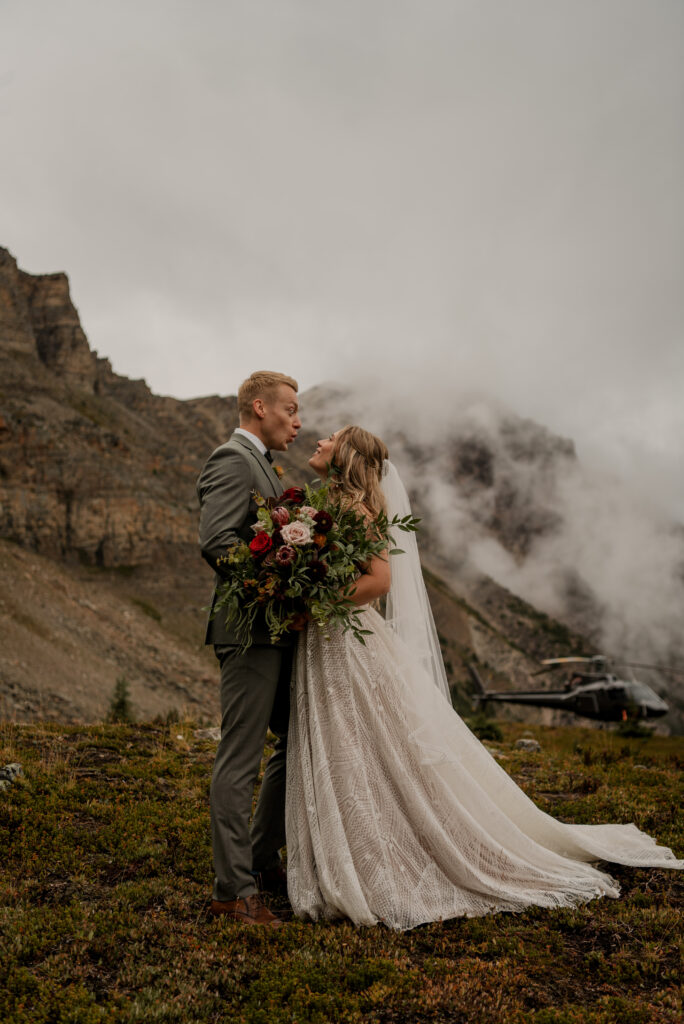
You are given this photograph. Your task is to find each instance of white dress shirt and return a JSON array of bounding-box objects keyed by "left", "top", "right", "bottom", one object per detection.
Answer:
[{"left": 234, "top": 427, "right": 268, "bottom": 456}]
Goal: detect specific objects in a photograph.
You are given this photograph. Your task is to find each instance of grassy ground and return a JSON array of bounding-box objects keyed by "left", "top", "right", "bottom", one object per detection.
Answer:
[{"left": 0, "top": 719, "right": 682, "bottom": 1023}]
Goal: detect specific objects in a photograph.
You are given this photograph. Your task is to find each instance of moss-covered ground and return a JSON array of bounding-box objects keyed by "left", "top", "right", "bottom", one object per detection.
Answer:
[{"left": 1, "top": 720, "right": 682, "bottom": 1023}]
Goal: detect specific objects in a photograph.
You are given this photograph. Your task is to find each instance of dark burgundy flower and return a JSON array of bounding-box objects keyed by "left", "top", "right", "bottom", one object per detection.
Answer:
[
  {"left": 313, "top": 510, "right": 334, "bottom": 533},
  {"left": 249, "top": 532, "right": 273, "bottom": 558},
  {"left": 307, "top": 559, "right": 328, "bottom": 581},
  {"left": 271, "top": 506, "right": 290, "bottom": 527},
  {"left": 279, "top": 487, "right": 305, "bottom": 504},
  {"left": 275, "top": 544, "right": 296, "bottom": 566}
]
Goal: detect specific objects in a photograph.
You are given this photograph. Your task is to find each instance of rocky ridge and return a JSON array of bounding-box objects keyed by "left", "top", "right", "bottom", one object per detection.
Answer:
[{"left": 0, "top": 246, "right": 678, "bottom": 728}]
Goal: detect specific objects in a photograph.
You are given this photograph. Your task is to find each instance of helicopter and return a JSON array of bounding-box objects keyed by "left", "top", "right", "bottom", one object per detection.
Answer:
[{"left": 469, "top": 655, "right": 671, "bottom": 723}]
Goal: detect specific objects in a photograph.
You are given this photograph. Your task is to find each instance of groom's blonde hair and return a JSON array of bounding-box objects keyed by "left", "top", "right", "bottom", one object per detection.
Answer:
[{"left": 237, "top": 371, "right": 299, "bottom": 420}]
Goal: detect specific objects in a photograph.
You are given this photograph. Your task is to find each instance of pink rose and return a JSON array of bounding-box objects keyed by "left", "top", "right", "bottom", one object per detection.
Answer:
[
  {"left": 271, "top": 506, "right": 290, "bottom": 527},
  {"left": 280, "top": 521, "right": 313, "bottom": 546},
  {"left": 299, "top": 505, "right": 318, "bottom": 519}
]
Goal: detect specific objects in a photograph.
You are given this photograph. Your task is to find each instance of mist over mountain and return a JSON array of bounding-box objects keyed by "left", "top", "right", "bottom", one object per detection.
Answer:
[
  {"left": 1, "top": 245, "right": 682, "bottom": 729},
  {"left": 302, "top": 382, "right": 684, "bottom": 715}
]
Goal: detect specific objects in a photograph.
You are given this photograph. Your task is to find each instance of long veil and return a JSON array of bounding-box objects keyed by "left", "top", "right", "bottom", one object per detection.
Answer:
[{"left": 381, "top": 460, "right": 452, "bottom": 702}]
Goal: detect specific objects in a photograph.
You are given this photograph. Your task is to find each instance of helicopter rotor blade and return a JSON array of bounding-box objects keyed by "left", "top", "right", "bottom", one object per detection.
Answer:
[
  {"left": 536, "top": 654, "right": 684, "bottom": 680},
  {"left": 539, "top": 657, "right": 598, "bottom": 666},
  {"left": 612, "top": 661, "right": 684, "bottom": 677}
]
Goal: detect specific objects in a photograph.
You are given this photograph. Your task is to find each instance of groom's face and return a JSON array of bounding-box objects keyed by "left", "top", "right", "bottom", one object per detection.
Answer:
[{"left": 259, "top": 384, "right": 301, "bottom": 451}]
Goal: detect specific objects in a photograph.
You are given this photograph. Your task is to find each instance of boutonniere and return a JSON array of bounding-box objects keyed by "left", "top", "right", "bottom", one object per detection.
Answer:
[{"left": 274, "top": 464, "right": 285, "bottom": 479}]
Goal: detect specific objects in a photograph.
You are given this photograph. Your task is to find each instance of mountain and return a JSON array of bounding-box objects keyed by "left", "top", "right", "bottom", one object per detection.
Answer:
[{"left": 1, "top": 246, "right": 681, "bottom": 729}]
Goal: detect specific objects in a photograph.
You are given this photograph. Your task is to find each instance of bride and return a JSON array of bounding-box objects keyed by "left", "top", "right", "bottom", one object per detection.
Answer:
[{"left": 285, "top": 425, "right": 682, "bottom": 931}]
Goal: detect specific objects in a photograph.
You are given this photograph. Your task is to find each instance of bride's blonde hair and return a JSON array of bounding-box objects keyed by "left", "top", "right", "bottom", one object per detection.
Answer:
[{"left": 328, "top": 425, "right": 389, "bottom": 519}]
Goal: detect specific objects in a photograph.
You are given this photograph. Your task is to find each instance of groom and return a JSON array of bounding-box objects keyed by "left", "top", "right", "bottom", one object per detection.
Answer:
[{"left": 197, "top": 370, "right": 301, "bottom": 928}]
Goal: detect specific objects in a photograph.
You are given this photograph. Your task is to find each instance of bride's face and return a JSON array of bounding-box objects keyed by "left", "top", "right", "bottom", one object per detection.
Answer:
[{"left": 308, "top": 432, "right": 337, "bottom": 477}]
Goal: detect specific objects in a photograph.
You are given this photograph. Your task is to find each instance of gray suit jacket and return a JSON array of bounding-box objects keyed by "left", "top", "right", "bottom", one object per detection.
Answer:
[{"left": 197, "top": 432, "right": 289, "bottom": 646}]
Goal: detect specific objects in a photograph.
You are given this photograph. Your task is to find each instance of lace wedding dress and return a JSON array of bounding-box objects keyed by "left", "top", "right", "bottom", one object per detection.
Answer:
[{"left": 285, "top": 465, "right": 682, "bottom": 931}]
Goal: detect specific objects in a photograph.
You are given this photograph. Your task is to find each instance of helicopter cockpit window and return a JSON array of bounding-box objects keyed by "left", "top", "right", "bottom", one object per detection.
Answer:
[{"left": 628, "top": 681, "right": 658, "bottom": 702}]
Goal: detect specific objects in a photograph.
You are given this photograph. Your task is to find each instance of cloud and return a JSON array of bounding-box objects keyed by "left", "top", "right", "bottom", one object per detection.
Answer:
[{"left": 1, "top": 0, "right": 682, "bottom": 516}]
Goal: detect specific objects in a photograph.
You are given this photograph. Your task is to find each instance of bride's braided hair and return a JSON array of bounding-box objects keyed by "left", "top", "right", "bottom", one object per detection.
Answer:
[{"left": 328, "top": 426, "right": 389, "bottom": 519}]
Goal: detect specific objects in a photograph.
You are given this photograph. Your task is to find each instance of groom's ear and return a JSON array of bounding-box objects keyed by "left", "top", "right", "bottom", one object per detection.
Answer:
[{"left": 252, "top": 398, "right": 266, "bottom": 420}]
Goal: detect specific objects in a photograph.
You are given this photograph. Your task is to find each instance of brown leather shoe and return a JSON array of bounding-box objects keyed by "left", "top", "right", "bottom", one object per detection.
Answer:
[{"left": 210, "top": 894, "right": 283, "bottom": 929}]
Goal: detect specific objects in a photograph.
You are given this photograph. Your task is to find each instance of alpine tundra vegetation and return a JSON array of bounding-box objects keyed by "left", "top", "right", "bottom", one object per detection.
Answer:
[{"left": 1, "top": 719, "right": 682, "bottom": 1023}]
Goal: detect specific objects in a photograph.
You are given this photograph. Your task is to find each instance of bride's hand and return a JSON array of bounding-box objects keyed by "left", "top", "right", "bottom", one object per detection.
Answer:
[{"left": 344, "top": 553, "right": 391, "bottom": 606}]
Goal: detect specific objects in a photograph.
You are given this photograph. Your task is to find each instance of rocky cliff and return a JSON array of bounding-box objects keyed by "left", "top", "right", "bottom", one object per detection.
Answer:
[
  {"left": 0, "top": 247, "right": 241, "bottom": 568},
  {"left": 0, "top": 247, "right": 245, "bottom": 720}
]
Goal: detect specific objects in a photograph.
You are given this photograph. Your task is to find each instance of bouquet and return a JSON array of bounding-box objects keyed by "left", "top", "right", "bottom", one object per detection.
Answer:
[{"left": 213, "top": 482, "right": 419, "bottom": 652}]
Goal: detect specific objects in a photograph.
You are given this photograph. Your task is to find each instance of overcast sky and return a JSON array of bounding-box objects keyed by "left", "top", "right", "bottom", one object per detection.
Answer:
[{"left": 2, "top": 0, "right": 683, "bottom": 514}]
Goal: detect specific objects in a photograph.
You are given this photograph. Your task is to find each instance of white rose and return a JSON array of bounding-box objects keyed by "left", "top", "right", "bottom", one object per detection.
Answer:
[
  {"left": 299, "top": 506, "right": 318, "bottom": 518},
  {"left": 280, "top": 521, "right": 313, "bottom": 546},
  {"left": 251, "top": 521, "right": 268, "bottom": 533}
]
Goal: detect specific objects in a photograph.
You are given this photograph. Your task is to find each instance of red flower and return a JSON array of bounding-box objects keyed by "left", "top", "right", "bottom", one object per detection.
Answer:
[
  {"left": 279, "top": 487, "right": 305, "bottom": 503},
  {"left": 249, "top": 532, "right": 273, "bottom": 558},
  {"left": 313, "top": 510, "right": 333, "bottom": 533}
]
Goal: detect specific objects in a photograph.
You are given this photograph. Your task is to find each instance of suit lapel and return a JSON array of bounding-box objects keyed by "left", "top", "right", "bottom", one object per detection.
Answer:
[
  {"left": 231, "top": 434, "right": 282, "bottom": 498},
  {"left": 266, "top": 461, "right": 284, "bottom": 495}
]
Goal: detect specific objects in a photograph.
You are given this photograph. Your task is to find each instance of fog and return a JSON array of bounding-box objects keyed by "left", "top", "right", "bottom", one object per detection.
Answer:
[
  {"left": 305, "top": 383, "right": 684, "bottom": 704},
  {"left": 1, "top": 0, "right": 682, "bottom": 515}
]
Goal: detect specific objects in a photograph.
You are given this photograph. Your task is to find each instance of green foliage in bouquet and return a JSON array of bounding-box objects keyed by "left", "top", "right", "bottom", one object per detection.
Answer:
[{"left": 213, "top": 482, "right": 419, "bottom": 651}]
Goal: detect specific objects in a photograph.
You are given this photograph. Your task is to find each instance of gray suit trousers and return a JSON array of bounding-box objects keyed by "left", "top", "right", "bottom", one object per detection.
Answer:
[{"left": 211, "top": 643, "right": 292, "bottom": 901}]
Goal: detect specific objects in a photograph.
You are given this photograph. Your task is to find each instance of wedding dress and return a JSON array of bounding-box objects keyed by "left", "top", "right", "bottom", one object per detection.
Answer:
[{"left": 285, "top": 465, "right": 682, "bottom": 931}]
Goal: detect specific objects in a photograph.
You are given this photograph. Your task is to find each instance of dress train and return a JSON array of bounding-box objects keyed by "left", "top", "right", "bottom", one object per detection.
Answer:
[{"left": 286, "top": 608, "right": 682, "bottom": 931}]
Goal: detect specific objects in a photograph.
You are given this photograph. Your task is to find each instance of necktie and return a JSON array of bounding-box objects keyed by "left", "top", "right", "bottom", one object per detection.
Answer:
[{"left": 264, "top": 450, "right": 273, "bottom": 463}]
